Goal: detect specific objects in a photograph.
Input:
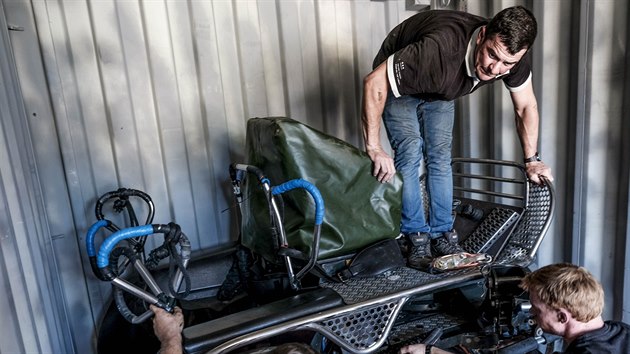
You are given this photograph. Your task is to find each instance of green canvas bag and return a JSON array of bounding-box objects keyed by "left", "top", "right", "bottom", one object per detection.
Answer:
[{"left": 240, "top": 117, "right": 402, "bottom": 262}]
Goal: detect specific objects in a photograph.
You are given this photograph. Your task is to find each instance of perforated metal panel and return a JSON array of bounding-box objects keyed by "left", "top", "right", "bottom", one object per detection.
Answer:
[
  {"left": 321, "top": 267, "right": 483, "bottom": 305},
  {"left": 461, "top": 208, "right": 520, "bottom": 254},
  {"left": 383, "top": 313, "right": 467, "bottom": 351},
  {"left": 312, "top": 300, "right": 402, "bottom": 352},
  {"left": 495, "top": 182, "right": 554, "bottom": 266}
]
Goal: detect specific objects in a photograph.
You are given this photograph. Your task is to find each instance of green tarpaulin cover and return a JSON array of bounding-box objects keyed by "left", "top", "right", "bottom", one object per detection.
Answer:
[{"left": 241, "top": 117, "right": 402, "bottom": 261}]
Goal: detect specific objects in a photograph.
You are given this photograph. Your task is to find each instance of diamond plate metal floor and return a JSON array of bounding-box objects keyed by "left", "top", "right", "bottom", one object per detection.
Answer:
[{"left": 320, "top": 266, "right": 485, "bottom": 304}]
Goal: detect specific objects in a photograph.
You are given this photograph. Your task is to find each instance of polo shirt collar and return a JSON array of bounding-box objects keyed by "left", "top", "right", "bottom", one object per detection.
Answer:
[{"left": 465, "top": 27, "right": 481, "bottom": 79}]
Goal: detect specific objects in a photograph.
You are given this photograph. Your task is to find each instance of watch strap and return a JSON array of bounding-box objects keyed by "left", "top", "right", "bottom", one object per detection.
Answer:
[{"left": 524, "top": 152, "right": 541, "bottom": 163}]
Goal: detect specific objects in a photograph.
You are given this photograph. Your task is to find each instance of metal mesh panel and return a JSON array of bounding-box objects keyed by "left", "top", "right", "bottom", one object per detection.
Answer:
[
  {"left": 421, "top": 176, "right": 429, "bottom": 220},
  {"left": 495, "top": 182, "right": 553, "bottom": 266},
  {"left": 313, "top": 300, "right": 401, "bottom": 351},
  {"left": 460, "top": 208, "right": 520, "bottom": 253},
  {"left": 381, "top": 313, "right": 467, "bottom": 351},
  {"left": 321, "top": 267, "right": 482, "bottom": 304}
]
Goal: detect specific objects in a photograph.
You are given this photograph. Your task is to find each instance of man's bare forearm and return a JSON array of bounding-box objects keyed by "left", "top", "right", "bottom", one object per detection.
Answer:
[
  {"left": 515, "top": 104, "right": 539, "bottom": 159},
  {"left": 510, "top": 84, "right": 553, "bottom": 183},
  {"left": 362, "top": 63, "right": 389, "bottom": 153},
  {"left": 361, "top": 62, "right": 396, "bottom": 183}
]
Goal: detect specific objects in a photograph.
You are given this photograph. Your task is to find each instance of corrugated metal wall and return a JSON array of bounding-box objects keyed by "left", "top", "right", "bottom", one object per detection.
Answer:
[
  {"left": 1, "top": 6, "right": 67, "bottom": 354},
  {"left": 1, "top": 0, "right": 629, "bottom": 353}
]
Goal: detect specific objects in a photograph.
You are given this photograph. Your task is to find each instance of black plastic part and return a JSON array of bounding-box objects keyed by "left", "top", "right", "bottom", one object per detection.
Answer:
[{"left": 182, "top": 288, "right": 345, "bottom": 354}]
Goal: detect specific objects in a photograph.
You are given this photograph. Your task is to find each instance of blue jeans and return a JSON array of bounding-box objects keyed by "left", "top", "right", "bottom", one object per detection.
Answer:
[{"left": 382, "top": 94, "right": 454, "bottom": 238}]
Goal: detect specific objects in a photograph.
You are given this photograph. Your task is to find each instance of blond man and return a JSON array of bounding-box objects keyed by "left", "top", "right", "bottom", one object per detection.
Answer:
[
  {"left": 400, "top": 263, "right": 630, "bottom": 353},
  {"left": 521, "top": 263, "right": 630, "bottom": 353}
]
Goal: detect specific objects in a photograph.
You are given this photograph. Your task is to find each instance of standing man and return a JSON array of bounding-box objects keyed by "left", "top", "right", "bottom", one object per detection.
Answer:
[{"left": 361, "top": 6, "right": 553, "bottom": 269}]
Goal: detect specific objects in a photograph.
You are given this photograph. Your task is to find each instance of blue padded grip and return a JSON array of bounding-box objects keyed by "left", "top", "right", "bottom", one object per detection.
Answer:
[
  {"left": 272, "top": 179, "right": 325, "bottom": 225},
  {"left": 97, "top": 224, "right": 155, "bottom": 268},
  {"left": 86, "top": 220, "right": 109, "bottom": 257}
]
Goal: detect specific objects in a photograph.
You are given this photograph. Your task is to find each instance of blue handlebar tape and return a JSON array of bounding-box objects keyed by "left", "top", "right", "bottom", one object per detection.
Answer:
[
  {"left": 96, "top": 224, "right": 155, "bottom": 268},
  {"left": 86, "top": 220, "right": 110, "bottom": 257},
  {"left": 272, "top": 179, "right": 324, "bottom": 225}
]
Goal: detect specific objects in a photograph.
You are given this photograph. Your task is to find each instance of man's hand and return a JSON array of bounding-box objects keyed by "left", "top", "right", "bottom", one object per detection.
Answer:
[
  {"left": 367, "top": 147, "right": 396, "bottom": 183},
  {"left": 150, "top": 305, "right": 184, "bottom": 354},
  {"left": 525, "top": 161, "right": 553, "bottom": 185},
  {"left": 399, "top": 344, "right": 453, "bottom": 354},
  {"left": 399, "top": 343, "right": 425, "bottom": 354}
]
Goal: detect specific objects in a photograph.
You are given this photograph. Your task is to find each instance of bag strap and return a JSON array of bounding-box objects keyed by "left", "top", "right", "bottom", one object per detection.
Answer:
[{"left": 336, "top": 238, "right": 404, "bottom": 282}]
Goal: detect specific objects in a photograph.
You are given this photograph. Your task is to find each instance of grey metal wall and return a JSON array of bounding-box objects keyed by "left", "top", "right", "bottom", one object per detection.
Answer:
[{"left": 1, "top": 0, "right": 629, "bottom": 353}]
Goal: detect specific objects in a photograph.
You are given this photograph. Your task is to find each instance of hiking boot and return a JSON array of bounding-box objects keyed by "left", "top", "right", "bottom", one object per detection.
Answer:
[
  {"left": 432, "top": 230, "right": 465, "bottom": 256},
  {"left": 406, "top": 232, "right": 433, "bottom": 270}
]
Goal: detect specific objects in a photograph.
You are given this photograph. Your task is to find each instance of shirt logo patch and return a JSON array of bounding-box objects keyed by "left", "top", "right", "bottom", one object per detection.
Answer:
[{"left": 394, "top": 61, "right": 405, "bottom": 86}]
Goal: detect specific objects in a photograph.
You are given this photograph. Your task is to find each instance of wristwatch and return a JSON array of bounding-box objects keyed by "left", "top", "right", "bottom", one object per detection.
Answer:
[
  {"left": 425, "top": 345, "right": 433, "bottom": 354},
  {"left": 524, "top": 152, "right": 541, "bottom": 163}
]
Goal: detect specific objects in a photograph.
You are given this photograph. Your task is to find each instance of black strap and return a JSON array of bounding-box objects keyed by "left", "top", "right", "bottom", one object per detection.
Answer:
[
  {"left": 336, "top": 238, "right": 404, "bottom": 281},
  {"left": 165, "top": 223, "right": 191, "bottom": 299},
  {"left": 524, "top": 152, "right": 541, "bottom": 163}
]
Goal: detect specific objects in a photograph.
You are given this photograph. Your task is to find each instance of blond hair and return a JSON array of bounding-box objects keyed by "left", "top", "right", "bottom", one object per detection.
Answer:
[{"left": 520, "top": 263, "right": 604, "bottom": 322}]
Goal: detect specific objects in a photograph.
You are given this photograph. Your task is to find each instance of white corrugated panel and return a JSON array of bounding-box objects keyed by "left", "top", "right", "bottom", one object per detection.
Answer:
[
  {"left": 1, "top": 0, "right": 630, "bottom": 352},
  {"left": 0, "top": 4, "right": 67, "bottom": 353}
]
